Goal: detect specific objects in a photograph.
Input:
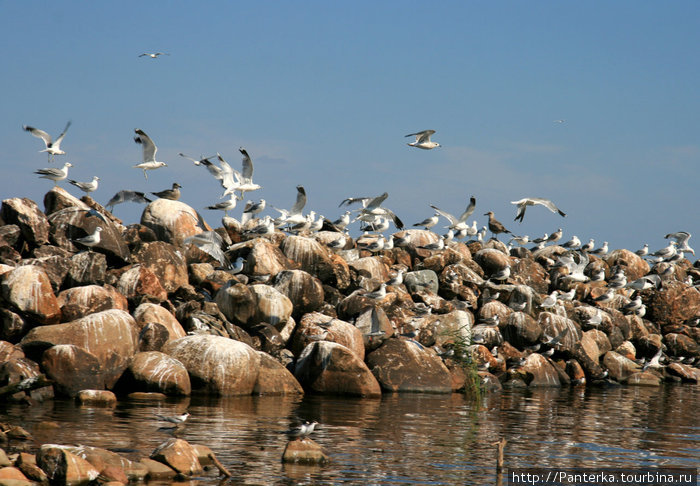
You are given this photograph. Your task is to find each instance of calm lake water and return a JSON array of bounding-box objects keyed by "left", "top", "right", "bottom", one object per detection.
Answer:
[{"left": 2, "top": 385, "right": 698, "bottom": 485}]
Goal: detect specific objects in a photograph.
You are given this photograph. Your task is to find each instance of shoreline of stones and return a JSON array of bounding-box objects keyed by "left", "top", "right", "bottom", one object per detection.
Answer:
[{"left": 0, "top": 186, "right": 698, "bottom": 482}]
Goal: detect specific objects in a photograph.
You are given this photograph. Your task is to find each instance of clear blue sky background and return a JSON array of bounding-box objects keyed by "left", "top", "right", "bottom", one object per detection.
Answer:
[{"left": 2, "top": 2, "right": 698, "bottom": 255}]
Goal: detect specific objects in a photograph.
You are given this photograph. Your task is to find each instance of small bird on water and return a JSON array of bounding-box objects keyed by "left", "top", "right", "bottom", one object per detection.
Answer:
[{"left": 155, "top": 412, "right": 190, "bottom": 425}]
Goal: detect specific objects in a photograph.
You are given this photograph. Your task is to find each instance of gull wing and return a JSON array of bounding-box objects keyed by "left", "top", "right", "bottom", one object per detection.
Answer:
[
  {"left": 339, "top": 196, "right": 372, "bottom": 208},
  {"left": 290, "top": 185, "right": 307, "bottom": 215},
  {"left": 134, "top": 129, "right": 157, "bottom": 162},
  {"left": 23, "top": 125, "right": 52, "bottom": 147},
  {"left": 457, "top": 196, "right": 476, "bottom": 223},
  {"left": 405, "top": 129, "right": 435, "bottom": 143},
  {"left": 105, "top": 190, "right": 152, "bottom": 209},
  {"left": 54, "top": 121, "right": 72, "bottom": 147},
  {"left": 365, "top": 192, "right": 389, "bottom": 210},
  {"left": 429, "top": 205, "right": 458, "bottom": 226},
  {"left": 239, "top": 147, "right": 254, "bottom": 181},
  {"left": 531, "top": 197, "right": 566, "bottom": 217}
]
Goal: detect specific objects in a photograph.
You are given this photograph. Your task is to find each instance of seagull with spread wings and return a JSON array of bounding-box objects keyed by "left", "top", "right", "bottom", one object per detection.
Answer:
[
  {"left": 272, "top": 185, "right": 308, "bottom": 227},
  {"left": 430, "top": 196, "right": 476, "bottom": 233},
  {"left": 405, "top": 129, "right": 440, "bottom": 149},
  {"left": 23, "top": 121, "right": 72, "bottom": 163},
  {"left": 341, "top": 192, "right": 404, "bottom": 230},
  {"left": 105, "top": 190, "right": 152, "bottom": 211},
  {"left": 511, "top": 197, "right": 566, "bottom": 223},
  {"left": 133, "top": 129, "right": 167, "bottom": 180}
]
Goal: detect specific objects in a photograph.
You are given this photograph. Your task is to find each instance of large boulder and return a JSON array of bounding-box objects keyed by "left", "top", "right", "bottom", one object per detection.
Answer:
[
  {"left": 131, "top": 241, "right": 188, "bottom": 293},
  {"left": 294, "top": 341, "right": 381, "bottom": 397},
  {"left": 644, "top": 280, "right": 700, "bottom": 331},
  {"left": 366, "top": 338, "right": 453, "bottom": 393},
  {"left": 248, "top": 284, "right": 293, "bottom": 328},
  {"left": 56, "top": 285, "right": 128, "bottom": 322},
  {"left": 116, "top": 265, "right": 168, "bottom": 303},
  {"left": 515, "top": 353, "right": 562, "bottom": 387},
  {"left": 162, "top": 334, "right": 260, "bottom": 396},
  {"left": 48, "top": 205, "right": 130, "bottom": 265},
  {"left": 141, "top": 199, "right": 202, "bottom": 247},
  {"left": 36, "top": 444, "right": 100, "bottom": 486},
  {"left": 41, "top": 344, "right": 105, "bottom": 397},
  {"left": 252, "top": 352, "right": 304, "bottom": 395},
  {"left": 132, "top": 303, "right": 186, "bottom": 343},
  {"left": 1, "top": 265, "right": 61, "bottom": 324},
  {"left": 119, "top": 351, "right": 191, "bottom": 396},
  {"left": 274, "top": 269, "right": 325, "bottom": 318},
  {"left": 291, "top": 312, "right": 365, "bottom": 360},
  {"left": 150, "top": 438, "right": 203, "bottom": 476},
  {"left": 20, "top": 309, "right": 138, "bottom": 387},
  {"left": 1, "top": 197, "right": 50, "bottom": 247},
  {"left": 605, "top": 249, "right": 650, "bottom": 281}
]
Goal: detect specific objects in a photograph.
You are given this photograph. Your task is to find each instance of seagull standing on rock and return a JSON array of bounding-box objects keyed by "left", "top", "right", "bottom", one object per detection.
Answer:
[
  {"left": 151, "top": 182, "right": 181, "bottom": 201},
  {"left": 69, "top": 176, "right": 100, "bottom": 195},
  {"left": 484, "top": 211, "right": 511, "bottom": 240},
  {"left": 133, "top": 129, "right": 167, "bottom": 180},
  {"left": 73, "top": 226, "right": 102, "bottom": 250},
  {"left": 35, "top": 162, "right": 73, "bottom": 186}
]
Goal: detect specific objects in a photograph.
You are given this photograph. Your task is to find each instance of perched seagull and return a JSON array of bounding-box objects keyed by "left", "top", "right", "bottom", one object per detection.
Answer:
[
  {"left": 592, "top": 288, "right": 615, "bottom": 304},
  {"left": 133, "top": 129, "right": 167, "bottom": 180},
  {"left": 642, "top": 348, "right": 664, "bottom": 371},
  {"left": 105, "top": 190, "right": 152, "bottom": 210},
  {"left": 558, "top": 288, "right": 576, "bottom": 301},
  {"left": 547, "top": 228, "right": 563, "bottom": 244},
  {"left": 230, "top": 256, "right": 245, "bottom": 275},
  {"left": 405, "top": 129, "right": 440, "bottom": 150},
  {"left": 511, "top": 197, "right": 566, "bottom": 223},
  {"left": 184, "top": 232, "right": 229, "bottom": 268},
  {"left": 580, "top": 238, "right": 595, "bottom": 253},
  {"left": 561, "top": 235, "right": 581, "bottom": 249},
  {"left": 206, "top": 195, "right": 238, "bottom": 216},
  {"left": 626, "top": 274, "right": 662, "bottom": 291},
  {"left": 68, "top": 176, "right": 100, "bottom": 195},
  {"left": 287, "top": 421, "right": 318, "bottom": 440},
  {"left": 413, "top": 213, "right": 440, "bottom": 230},
  {"left": 622, "top": 295, "right": 643, "bottom": 314},
  {"left": 151, "top": 182, "right": 181, "bottom": 201},
  {"left": 419, "top": 236, "right": 445, "bottom": 251},
  {"left": 650, "top": 241, "right": 677, "bottom": 260},
  {"left": 490, "top": 266, "right": 511, "bottom": 282},
  {"left": 364, "top": 283, "right": 388, "bottom": 300},
  {"left": 635, "top": 244, "right": 649, "bottom": 257},
  {"left": 509, "top": 235, "right": 530, "bottom": 246},
  {"left": 139, "top": 52, "right": 169, "bottom": 58},
  {"left": 540, "top": 291, "right": 558, "bottom": 309},
  {"left": 155, "top": 412, "right": 190, "bottom": 425},
  {"left": 590, "top": 241, "right": 608, "bottom": 256},
  {"left": 35, "top": 162, "right": 72, "bottom": 186},
  {"left": 333, "top": 210, "right": 351, "bottom": 230},
  {"left": 484, "top": 211, "right": 511, "bottom": 239},
  {"left": 386, "top": 268, "right": 405, "bottom": 286},
  {"left": 430, "top": 196, "right": 476, "bottom": 232},
  {"left": 73, "top": 226, "right": 102, "bottom": 249},
  {"left": 241, "top": 199, "right": 266, "bottom": 224},
  {"left": 23, "top": 121, "right": 71, "bottom": 163}
]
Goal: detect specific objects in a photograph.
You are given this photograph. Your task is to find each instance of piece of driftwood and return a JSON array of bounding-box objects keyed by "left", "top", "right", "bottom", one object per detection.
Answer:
[{"left": 0, "top": 375, "right": 52, "bottom": 398}]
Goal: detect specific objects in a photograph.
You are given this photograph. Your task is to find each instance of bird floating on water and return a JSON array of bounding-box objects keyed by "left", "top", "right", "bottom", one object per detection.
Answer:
[
  {"left": 405, "top": 129, "right": 440, "bottom": 149},
  {"left": 23, "top": 121, "right": 72, "bottom": 163},
  {"left": 155, "top": 412, "right": 190, "bottom": 425}
]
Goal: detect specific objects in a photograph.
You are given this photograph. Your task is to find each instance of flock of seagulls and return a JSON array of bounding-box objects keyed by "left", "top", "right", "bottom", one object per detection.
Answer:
[{"left": 20, "top": 119, "right": 696, "bottom": 300}]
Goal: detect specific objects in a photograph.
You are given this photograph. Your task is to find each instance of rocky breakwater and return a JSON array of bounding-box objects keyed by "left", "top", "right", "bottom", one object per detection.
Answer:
[{"left": 0, "top": 186, "right": 699, "bottom": 408}]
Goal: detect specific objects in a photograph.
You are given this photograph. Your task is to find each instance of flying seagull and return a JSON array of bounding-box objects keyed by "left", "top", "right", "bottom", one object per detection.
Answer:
[
  {"left": 272, "top": 185, "right": 307, "bottom": 227},
  {"left": 133, "top": 128, "right": 167, "bottom": 180},
  {"left": 68, "top": 176, "right": 100, "bottom": 194},
  {"left": 220, "top": 147, "right": 261, "bottom": 199},
  {"left": 184, "top": 231, "right": 229, "bottom": 268},
  {"left": 151, "top": 182, "right": 181, "bottom": 201},
  {"left": 511, "top": 197, "right": 566, "bottom": 223},
  {"left": 23, "top": 121, "right": 72, "bottom": 163},
  {"left": 34, "top": 162, "right": 72, "bottom": 186},
  {"left": 139, "top": 52, "right": 169, "bottom": 58},
  {"left": 105, "top": 190, "right": 152, "bottom": 210},
  {"left": 405, "top": 130, "right": 440, "bottom": 150},
  {"left": 430, "top": 196, "right": 476, "bottom": 232}
]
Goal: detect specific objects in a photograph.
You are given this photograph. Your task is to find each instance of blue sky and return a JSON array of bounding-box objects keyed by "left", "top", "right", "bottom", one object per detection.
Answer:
[{"left": 2, "top": 2, "right": 698, "bottom": 255}]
